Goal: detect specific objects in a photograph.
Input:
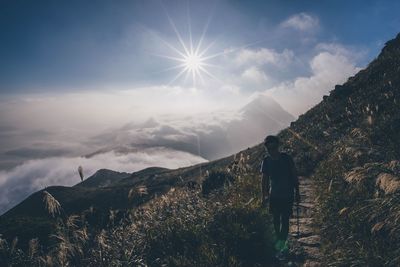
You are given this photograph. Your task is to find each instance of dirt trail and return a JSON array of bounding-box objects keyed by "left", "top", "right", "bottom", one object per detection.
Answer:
[{"left": 287, "top": 175, "right": 322, "bottom": 267}]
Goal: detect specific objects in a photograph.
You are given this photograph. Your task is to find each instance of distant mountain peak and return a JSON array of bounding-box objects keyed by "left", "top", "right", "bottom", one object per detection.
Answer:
[
  {"left": 239, "top": 94, "right": 295, "bottom": 125},
  {"left": 240, "top": 94, "right": 284, "bottom": 113}
]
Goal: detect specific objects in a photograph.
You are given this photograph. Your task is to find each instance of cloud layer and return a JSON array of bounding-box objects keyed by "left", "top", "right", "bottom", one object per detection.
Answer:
[
  {"left": 0, "top": 147, "right": 207, "bottom": 215},
  {"left": 0, "top": 93, "right": 295, "bottom": 214}
]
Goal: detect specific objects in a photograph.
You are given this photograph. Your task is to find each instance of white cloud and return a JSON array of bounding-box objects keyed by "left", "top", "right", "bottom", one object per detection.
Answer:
[
  {"left": 281, "top": 13, "right": 319, "bottom": 32},
  {"left": 234, "top": 48, "right": 294, "bottom": 67},
  {"left": 241, "top": 66, "right": 269, "bottom": 85},
  {"left": 0, "top": 86, "right": 226, "bottom": 134},
  {"left": 0, "top": 147, "right": 207, "bottom": 214},
  {"left": 262, "top": 45, "right": 361, "bottom": 116},
  {"left": 218, "top": 47, "right": 296, "bottom": 91},
  {"left": 316, "top": 42, "right": 367, "bottom": 61}
]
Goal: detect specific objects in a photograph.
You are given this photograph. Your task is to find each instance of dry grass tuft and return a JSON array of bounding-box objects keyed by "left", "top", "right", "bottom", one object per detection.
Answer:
[
  {"left": 350, "top": 128, "right": 365, "bottom": 138},
  {"left": 371, "top": 221, "right": 386, "bottom": 234},
  {"left": 0, "top": 235, "right": 6, "bottom": 250},
  {"left": 376, "top": 173, "right": 400, "bottom": 194},
  {"left": 344, "top": 167, "right": 366, "bottom": 184},
  {"left": 338, "top": 207, "right": 349, "bottom": 216},
  {"left": 388, "top": 160, "right": 400, "bottom": 174},
  {"left": 42, "top": 191, "right": 61, "bottom": 217},
  {"left": 96, "top": 229, "right": 109, "bottom": 250},
  {"left": 28, "top": 238, "right": 39, "bottom": 258},
  {"left": 10, "top": 237, "right": 18, "bottom": 255},
  {"left": 66, "top": 215, "right": 79, "bottom": 228}
]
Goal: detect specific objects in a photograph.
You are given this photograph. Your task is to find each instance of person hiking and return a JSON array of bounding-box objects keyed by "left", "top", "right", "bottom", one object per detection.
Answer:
[{"left": 260, "top": 135, "right": 300, "bottom": 254}]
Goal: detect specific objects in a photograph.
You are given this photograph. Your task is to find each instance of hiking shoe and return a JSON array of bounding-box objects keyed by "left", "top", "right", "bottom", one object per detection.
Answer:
[{"left": 280, "top": 240, "right": 289, "bottom": 253}]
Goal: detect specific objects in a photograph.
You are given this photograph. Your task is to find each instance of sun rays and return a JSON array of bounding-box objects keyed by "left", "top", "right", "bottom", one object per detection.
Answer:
[
  {"left": 149, "top": 1, "right": 270, "bottom": 88},
  {"left": 148, "top": 2, "right": 225, "bottom": 87}
]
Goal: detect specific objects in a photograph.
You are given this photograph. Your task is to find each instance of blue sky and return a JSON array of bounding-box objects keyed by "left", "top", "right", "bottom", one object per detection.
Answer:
[{"left": 1, "top": 0, "right": 399, "bottom": 92}]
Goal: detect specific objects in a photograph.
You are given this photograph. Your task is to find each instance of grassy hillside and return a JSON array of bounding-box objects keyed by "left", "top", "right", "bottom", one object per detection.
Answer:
[
  {"left": 275, "top": 33, "right": 400, "bottom": 266},
  {"left": 0, "top": 149, "right": 277, "bottom": 266},
  {"left": 0, "top": 141, "right": 267, "bottom": 250}
]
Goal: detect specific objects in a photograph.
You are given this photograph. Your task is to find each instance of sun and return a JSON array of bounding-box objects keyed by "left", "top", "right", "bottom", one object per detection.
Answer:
[
  {"left": 150, "top": 7, "right": 222, "bottom": 87},
  {"left": 153, "top": 32, "right": 218, "bottom": 87},
  {"left": 184, "top": 52, "right": 203, "bottom": 72},
  {"left": 152, "top": 4, "right": 264, "bottom": 87}
]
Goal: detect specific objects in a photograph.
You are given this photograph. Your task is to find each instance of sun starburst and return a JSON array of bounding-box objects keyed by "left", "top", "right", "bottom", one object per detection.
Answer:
[
  {"left": 166, "top": 45, "right": 217, "bottom": 87},
  {"left": 149, "top": 4, "right": 223, "bottom": 87},
  {"left": 150, "top": 2, "right": 268, "bottom": 87},
  {"left": 184, "top": 52, "right": 203, "bottom": 72}
]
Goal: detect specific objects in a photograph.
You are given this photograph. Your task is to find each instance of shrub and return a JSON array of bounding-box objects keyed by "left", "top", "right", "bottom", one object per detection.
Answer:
[{"left": 201, "top": 169, "right": 234, "bottom": 196}]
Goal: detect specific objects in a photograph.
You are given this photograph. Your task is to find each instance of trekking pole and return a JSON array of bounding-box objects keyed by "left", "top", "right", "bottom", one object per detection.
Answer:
[{"left": 296, "top": 200, "right": 300, "bottom": 238}]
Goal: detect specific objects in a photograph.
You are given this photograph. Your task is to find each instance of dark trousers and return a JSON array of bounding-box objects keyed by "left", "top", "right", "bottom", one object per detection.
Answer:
[{"left": 269, "top": 197, "right": 293, "bottom": 241}]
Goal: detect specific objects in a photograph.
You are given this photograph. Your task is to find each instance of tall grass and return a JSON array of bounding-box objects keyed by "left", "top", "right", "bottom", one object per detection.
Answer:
[
  {"left": 0, "top": 152, "right": 275, "bottom": 266},
  {"left": 313, "top": 131, "right": 400, "bottom": 266}
]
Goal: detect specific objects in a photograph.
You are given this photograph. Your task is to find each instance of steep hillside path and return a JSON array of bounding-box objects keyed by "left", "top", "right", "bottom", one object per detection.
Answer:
[{"left": 287, "top": 175, "right": 322, "bottom": 266}]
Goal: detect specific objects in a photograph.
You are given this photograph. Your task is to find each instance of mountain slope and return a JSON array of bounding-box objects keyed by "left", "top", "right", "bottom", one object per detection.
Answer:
[
  {"left": 274, "top": 33, "right": 400, "bottom": 265},
  {"left": 1, "top": 33, "right": 400, "bottom": 264},
  {"left": 226, "top": 95, "right": 295, "bottom": 151},
  {"left": 0, "top": 151, "right": 249, "bottom": 247},
  {"left": 279, "top": 33, "right": 400, "bottom": 171},
  {"left": 75, "top": 169, "right": 130, "bottom": 188}
]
